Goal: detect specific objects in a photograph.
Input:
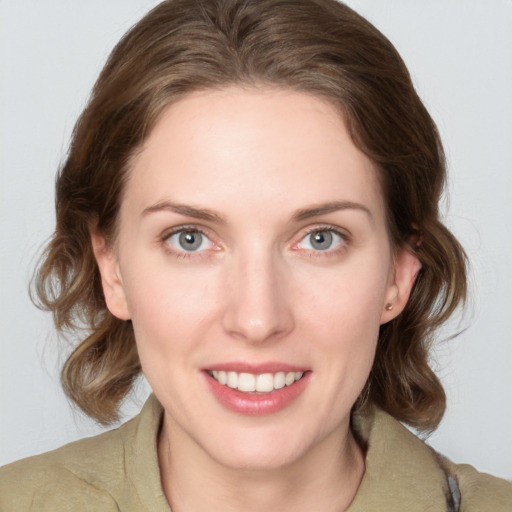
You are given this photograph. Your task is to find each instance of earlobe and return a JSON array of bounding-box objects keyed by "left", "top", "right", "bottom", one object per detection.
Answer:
[
  {"left": 90, "top": 231, "right": 131, "bottom": 321},
  {"left": 380, "top": 247, "right": 421, "bottom": 324}
]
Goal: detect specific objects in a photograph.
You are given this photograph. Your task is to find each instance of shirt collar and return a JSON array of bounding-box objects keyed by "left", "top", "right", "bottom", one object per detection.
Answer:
[{"left": 129, "top": 395, "right": 451, "bottom": 511}]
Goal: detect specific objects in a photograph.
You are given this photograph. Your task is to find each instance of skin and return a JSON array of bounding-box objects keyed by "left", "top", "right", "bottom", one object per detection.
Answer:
[{"left": 93, "top": 87, "right": 420, "bottom": 512}]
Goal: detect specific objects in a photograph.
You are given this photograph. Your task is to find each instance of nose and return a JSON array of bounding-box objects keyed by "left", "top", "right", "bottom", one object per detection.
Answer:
[{"left": 221, "top": 250, "right": 295, "bottom": 344}]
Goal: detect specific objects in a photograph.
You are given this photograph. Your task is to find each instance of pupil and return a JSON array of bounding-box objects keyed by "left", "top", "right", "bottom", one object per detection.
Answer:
[
  {"left": 311, "top": 231, "right": 332, "bottom": 250},
  {"left": 179, "top": 231, "right": 202, "bottom": 251}
]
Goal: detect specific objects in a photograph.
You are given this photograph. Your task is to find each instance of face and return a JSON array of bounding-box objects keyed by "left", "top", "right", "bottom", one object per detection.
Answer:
[{"left": 94, "top": 87, "right": 419, "bottom": 471}]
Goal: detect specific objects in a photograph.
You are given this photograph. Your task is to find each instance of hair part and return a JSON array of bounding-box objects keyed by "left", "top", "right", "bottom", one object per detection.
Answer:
[{"left": 33, "top": 0, "right": 467, "bottom": 429}]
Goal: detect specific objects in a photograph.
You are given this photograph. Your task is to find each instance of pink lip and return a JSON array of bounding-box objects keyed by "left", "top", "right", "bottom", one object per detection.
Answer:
[
  {"left": 203, "top": 368, "right": 311, "bottom": 416},
  {"left": 205, "top": 362, "right": 309, "bottom": 374}
]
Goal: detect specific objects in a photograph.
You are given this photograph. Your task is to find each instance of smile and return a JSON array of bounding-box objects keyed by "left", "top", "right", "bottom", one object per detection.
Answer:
[
  {"left": 204, "top": 366, "right": 310, "bottom": 415},
  {"left": 208, "top": 370, "right": 304, "bottom": 393}
]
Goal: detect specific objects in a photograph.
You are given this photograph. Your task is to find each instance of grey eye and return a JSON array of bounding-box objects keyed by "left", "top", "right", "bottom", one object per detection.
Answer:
[
  {"left": 309, "top": 231, "right": 333, "bottom": 250},
  {"left": 166, "top": 230, "right": 212, "bottom": 252},
  {"left": 299, "top": 230, "right": 343, "bottom": 251},
  {"left": 179, "top": 231, "right": 203, "bottom": 251}
]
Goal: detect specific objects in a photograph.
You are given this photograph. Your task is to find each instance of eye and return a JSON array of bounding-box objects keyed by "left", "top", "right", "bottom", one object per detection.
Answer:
[
  {"left": 297, "top": 229, "right": 345, "bottom": 252},
  {"left": 165, "top": 229, "right": 213, "bottom": 253}
]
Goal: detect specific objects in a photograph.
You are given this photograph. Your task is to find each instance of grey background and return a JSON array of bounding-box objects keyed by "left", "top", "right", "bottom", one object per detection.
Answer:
[{"left": 1, "top": 0, "right": 511, "bottom": 478}]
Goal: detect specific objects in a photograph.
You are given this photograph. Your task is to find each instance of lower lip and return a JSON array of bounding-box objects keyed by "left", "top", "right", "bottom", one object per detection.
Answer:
[{"left": 204, "top": 371, "right": 310, "bottom": 416}]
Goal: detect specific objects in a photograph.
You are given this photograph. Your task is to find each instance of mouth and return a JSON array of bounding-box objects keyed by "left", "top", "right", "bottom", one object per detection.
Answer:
[
  {"left": 204, "top": 365, "right": 310, "bottom": 415},
  {"left": 207, "top": 370, "right": 305, "bottom": 394}
]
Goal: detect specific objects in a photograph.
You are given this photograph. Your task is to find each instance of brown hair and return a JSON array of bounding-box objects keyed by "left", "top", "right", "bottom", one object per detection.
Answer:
[{"left": 34, "top": 0, "right": 466, "bottom": 429}]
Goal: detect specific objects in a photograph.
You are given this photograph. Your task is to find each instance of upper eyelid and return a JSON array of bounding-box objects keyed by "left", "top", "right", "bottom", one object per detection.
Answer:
[
  {"left": 292, "top": 224, "right": 351, "bottom": 251},
  {"left": 159, "top": 223, "right": 350, "bottom": 248},
  {"left": 160, "top": 226, "right": 219, "bottom": 258},
  {"left": 160, "top": 224, "right": 220, "bottom": 249},
  {"left": 297, "top": 224, "right": 351, "bottom": 240},
  {"left": 161, "top": 224, "right": 214, "bottom": 239}
]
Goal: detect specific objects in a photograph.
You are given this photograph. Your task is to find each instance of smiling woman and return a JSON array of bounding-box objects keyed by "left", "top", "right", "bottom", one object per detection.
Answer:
[
  {"left": 0, "top": 0, "right": 511, "bottom": 511},
  {"left": 92, "top": 88, "right": 413, "bottom": 481}
]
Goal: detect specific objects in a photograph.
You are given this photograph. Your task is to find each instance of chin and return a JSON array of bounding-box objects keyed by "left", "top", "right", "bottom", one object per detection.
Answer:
[
  {"left": 199, "top": 425, "right": 318, "bottom": 472},
  {"left": 213, "top": 446, "right": 303, "bottom": 472}
]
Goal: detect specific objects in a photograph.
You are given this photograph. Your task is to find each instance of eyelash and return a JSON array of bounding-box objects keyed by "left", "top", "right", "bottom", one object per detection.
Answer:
[
  {"left": 160, "top": 225, "right": 217, "bottom": 260},
  {"left": 159, "top": 224, "right": 351, "bottom": 260},
  {"left": 294, "top": 225, "right": 350, "bottom": 258}
]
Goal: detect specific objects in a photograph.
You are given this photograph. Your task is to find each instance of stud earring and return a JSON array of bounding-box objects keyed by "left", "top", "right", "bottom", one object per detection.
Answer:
[{"left": 385, "top": 303, "right": 393, "bottom": 311}]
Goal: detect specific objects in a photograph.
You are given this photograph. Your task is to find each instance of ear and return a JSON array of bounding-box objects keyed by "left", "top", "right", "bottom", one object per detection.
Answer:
[
  {"left": 91, "top": 231, "right": 131, "bottom": 321},
  {"left": 380, "top": 246, "right": 421, "bottom": 324}
]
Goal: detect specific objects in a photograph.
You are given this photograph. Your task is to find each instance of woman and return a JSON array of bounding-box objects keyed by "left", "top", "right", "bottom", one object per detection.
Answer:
[{"left": 1, "top": 0, "right": 510, "bottom": 510}]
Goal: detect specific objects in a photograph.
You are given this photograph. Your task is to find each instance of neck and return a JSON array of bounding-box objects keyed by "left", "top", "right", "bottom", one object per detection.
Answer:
[{"left": 158, "top": 414, "right": 365, "bottom": 512}]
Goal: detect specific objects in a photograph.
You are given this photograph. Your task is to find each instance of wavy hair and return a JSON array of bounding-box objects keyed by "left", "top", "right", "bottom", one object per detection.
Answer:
[{"left": 33, "top": 0, "right": 467, "bottom": 429}]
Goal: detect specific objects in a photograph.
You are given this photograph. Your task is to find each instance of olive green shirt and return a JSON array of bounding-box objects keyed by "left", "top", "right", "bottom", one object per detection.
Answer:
[{"left": 1, "top": 395, "right": 511, "bottom": 511}]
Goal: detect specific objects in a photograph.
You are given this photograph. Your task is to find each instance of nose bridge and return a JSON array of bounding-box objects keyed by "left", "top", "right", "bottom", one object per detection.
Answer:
[{"left": 221, "top": 243, "right": 294, "bottom": 343}]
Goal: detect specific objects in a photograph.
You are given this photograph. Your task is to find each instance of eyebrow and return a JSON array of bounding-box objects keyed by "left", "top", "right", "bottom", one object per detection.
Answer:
[
  {"left": 292, "top": 201, "right": 372, "bottom": 222},
  {"left": 142, "top": 199, "right": 372, "bottom": 224},
  {"left": 142, "top": 201, "right": 227, "bottom": 224}
]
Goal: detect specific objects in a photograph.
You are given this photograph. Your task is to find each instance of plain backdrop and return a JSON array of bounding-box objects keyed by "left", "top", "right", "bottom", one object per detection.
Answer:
[{"left": 1, "top": 0, "right": 511, "bottom": 478}]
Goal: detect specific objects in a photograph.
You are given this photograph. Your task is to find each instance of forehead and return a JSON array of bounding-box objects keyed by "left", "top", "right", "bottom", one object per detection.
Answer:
[{"left": 124, "top": 87, "right": 385, "bottom": 223}]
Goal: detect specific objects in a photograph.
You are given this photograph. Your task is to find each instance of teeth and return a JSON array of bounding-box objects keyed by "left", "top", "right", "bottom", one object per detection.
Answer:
[
  {"left": 256, "top": 373, "right": 274, "bottom": 393},
  {"left": 274, "top": 372, "right": 285, "bottom": 390},
  {"left": 227, "top": 371, "right": 238, "bottom": 389},
  {"left": 210, "top": 370, "right": 304, "bottom": 393},
  {"left": 238, "top": 373, "right": 256, "bottom": 392}
]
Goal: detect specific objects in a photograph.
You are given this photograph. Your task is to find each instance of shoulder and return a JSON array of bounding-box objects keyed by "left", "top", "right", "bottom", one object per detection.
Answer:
[
  {"left": 0, "top": 419, "right": 134, "bottom": 511},
  {"left": 0, "top": 395, "right": 165, "bottom": 512},
  {"left": 351, "top": 406, "right": 512, "bottom": 511},
  {"left": 444, "top": 459, "right": 512, "bottom": 512}
]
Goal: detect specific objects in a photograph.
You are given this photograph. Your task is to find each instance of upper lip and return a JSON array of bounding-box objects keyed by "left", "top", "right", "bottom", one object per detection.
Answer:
[{"left": 204, "top": 362, "right": 309, "bottom": 374}]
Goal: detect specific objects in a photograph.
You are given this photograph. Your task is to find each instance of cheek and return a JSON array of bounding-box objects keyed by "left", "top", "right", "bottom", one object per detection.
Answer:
[
  {"left": 294, "top": 258, "right": 389, "bottom": 382},
  {"left": 120, "top": 259, "right": 222, "bottom": 353},
  {"left": 297, "top": 259, "right": 391, "bottom": 331}
]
